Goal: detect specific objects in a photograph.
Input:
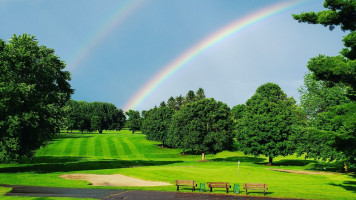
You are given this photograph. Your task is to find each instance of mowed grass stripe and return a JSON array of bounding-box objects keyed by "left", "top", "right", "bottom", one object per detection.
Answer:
[
  {"left": 106, "top": 135, "right": 119, "bottom": 158},
  {"left": 78, "top": 136, "right": 88, "bottom": 157},
  {"left": 94, "top": 136, "right": 103, "bottom": 157},
  {"left": 119, "top": 137, "right": 135, "bottom": 159},
  {"left": 63, "top": 138, "right": 75, "bottom": 156},
  {"left": 70, "top": 136, "right": 82, "bottom": 157},
  {"left": 86, "top": 135, "right": 96, "bottom": 157},
  {"left": 111, "top": 137, "right": 124, "bottom": 159},
  {"left": 122, "top": 137, "right": 146, "bottom": 160},
  {"left": 101, "top": 135, "right": 113, "bottom": 158}
]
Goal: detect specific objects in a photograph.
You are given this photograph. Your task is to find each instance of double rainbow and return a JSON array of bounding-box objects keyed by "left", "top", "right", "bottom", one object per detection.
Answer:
[
  {"left": 123, "top": 0, "right": 307, "bottom": 111},
  {"left": 67, "top": 0, "right": 145, "bottom": 71}
]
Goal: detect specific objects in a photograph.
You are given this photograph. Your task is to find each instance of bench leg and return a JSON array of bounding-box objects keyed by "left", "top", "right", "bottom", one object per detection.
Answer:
[
  {"left": 264, "top": 189, "right": 265, "bottom": 196},
  {"left": 192, "top": 186, "right": 195, "bottom": 192},
  {"left": 176, "top": 185, "right": 179, "bottom": 191},
  {"left": 226, "top": 188, "right": 228, "bottom": 193},
  {"left": 210, "top": 187, "right": 212, "bottom": 192},
  {"left": 245, "top": 189, "right": 248, "bottom": 195}
]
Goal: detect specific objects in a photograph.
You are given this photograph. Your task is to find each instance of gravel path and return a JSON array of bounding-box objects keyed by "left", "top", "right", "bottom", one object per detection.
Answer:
[{"left": 1, "top": 184, "right": 305, "bottom": 200}]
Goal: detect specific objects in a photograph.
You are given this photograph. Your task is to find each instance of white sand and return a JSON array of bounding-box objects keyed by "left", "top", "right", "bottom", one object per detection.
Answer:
[{"left": 60, "top": 173, "right": 171, "bottom": 187}]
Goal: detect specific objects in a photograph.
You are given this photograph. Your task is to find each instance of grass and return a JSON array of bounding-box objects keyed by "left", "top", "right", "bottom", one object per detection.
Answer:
[{"left": 0, "top": 129, "right": 355, "bottom": 199}]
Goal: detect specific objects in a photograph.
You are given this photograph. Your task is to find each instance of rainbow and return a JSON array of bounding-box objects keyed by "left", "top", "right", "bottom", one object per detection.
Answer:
[
  {"left": 123, "top": 0, "right": 307, "bottom": 111},
  {"left": 67, "top": 0, "right": 145, "bottom": 72}
]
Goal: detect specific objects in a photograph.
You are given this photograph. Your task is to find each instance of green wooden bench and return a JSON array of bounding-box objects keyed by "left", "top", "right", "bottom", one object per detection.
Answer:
[
  {"left": 207, "top": 182, "right": 231, "bottom": 193},
  {"left": 175, "top": 180, "right": 197, "bottom": 191},
  {"left": 243, "top": 183, "right": 268, "bottom": 195}
]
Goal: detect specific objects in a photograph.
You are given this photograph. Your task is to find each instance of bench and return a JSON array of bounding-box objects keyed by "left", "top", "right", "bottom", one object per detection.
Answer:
[
  {"left": 175, "top": 180, "right": 197, "bottom": 191},
  {"left": 207, "top": 182, "right": 231, "bottom": 193},
  {"left": 243, "top": 183, "right": 268, "bottom": 195}
]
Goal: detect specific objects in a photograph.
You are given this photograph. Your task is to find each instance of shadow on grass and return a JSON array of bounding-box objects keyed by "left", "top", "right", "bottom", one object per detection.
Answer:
[
  {"left": 54, "top": 135, "right": 94, "bottom": 139},
  {"left": 0, "top": 157, "right": 182, "bottom": 174},
  {"left": 18, "top": 156, "right": 84, "bottom": 164},
  {"left": 272, "top": 159, "right": 318, "bottom": 166},
  {"left": 329, "top": 181, "right": 356, "bottom": 193},
  {"left": 211, "top": 156, "right": 265, "bottom": 163}
]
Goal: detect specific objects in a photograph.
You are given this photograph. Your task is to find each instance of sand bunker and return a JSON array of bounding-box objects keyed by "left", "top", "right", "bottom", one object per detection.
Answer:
[
  {"left": 60, "top": 174, "right": 171, "bottom": 187},
  {"left": 268, "top": 168, "right": 341, "bottom": 175}
]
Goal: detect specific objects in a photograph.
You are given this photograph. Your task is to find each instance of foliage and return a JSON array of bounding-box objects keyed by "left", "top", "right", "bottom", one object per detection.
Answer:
[
  {"left": 167, "top": 98, "right": 234, "bottom": 160},
  {"left": 294, "top": 0, "right": 356, "bottom": 170},
  {"left": 64, "top": 100, "right": 125, "bottom": 133},
  {"left": 195, "top": 87, "right": 206, "bottom": 101},
  {"left": 293, "top": 0, "right": 356, "bottom": 100},
  {"left": 237, "top": 83, "right": 303, "bottom": 165},
  {"left": 299, "top": 72, "right": 350, "bottom": 119},
  {"left": 183, "top": 90, "right": 196, "bottom": 105},
  {"left": 0, "top": 34, "right": 73, "bottom": 162},
  {"left": 125, "top": 110, "right": 141, "bottom": 134},
  {"left": 142, "top": 106, "right": 175, "bottom": 146}
]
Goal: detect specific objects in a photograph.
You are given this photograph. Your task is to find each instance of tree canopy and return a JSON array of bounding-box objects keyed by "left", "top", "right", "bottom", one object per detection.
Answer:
[
  {"left": 0, "top": 34, "right": 73, "bottom": 162},
  {"left": 237, "top": 83, "right": 303, "bottom": 165},
  {"left": 293, "top": 0, "right": 356, "bottom": 100},
  {"left": 64, "top": 100, "right": 125, "bottom": 133},
  {"left": 126, "top": 110, "right": 142, "bottom": 134},
  {"left": 167, "top": 98, "right": 234, "bottom": 161},
  {"left": 294, "top": 0, "right": 356, "bottom": 171}
]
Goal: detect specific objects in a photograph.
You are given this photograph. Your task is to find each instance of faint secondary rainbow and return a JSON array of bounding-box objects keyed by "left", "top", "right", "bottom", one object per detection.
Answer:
[
  {"left": 123, "top": 0, "right": 306, "bottom": 111},
  {"left": 67, "top": 0, "right": 145, "bottom": 72}
]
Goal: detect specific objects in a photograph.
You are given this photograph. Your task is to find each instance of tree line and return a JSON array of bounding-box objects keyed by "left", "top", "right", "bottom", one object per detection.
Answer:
[{"left": 63, "top": 100, "right": 126, "bottom": 133}]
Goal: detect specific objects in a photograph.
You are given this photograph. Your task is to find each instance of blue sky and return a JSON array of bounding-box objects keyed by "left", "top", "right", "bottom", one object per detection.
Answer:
[{"left": 0, "top": 0, "right": 347, "bottom": 111}]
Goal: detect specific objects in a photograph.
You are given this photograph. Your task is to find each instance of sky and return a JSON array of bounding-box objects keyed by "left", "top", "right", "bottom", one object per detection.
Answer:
[{"left": 0, "top": 0, "right": 348, "bottom": 111}]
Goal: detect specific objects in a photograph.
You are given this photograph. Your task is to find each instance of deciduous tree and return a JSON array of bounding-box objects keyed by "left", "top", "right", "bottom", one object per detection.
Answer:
[
  {"left": 0, "top": 34, "right": 73, "bottom": 162},
  {"left": 126, "top": 110, "right": 141, "bottom": 134},
  {"left": 168, "top": 98, "right": 234, "bottom": 161},
  {"left": 237, "top": 83, "right": 302, "bottom": 165}
]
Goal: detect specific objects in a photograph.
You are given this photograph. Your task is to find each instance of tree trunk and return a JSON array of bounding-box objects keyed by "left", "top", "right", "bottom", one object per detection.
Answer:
[
  {"left": 268, "top": 157, "right": 273, "bottom": 165},
  {"left": 202, "top": 152, "right": 206, "bottom": 161},
  {"left": 344, "top": 162, "right": 348, "bottom": 173},
  {"left": 132, "top": 130, "right": 135, "bottom": 134},
  {"left": 182, "top": 148, "right": 185, "bottom": 155},
  {"left": 99, "top": 130, "right": 103, "bottom": 134}
]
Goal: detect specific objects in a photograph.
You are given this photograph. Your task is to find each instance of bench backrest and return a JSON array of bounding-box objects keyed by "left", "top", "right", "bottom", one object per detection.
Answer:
[
  {"left": 243, "top": 183, "right": 267, "bottom": 188},
  {"left": 175, "top": 180, "right": 196, "bottom": 185},
  {"left": 207, "top": 182, "right": 230, "bottom": 188}
]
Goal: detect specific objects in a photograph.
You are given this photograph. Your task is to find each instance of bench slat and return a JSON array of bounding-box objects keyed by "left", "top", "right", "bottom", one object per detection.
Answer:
[{"left": 243, "top": 183, "right": 268, "bottom": 196}]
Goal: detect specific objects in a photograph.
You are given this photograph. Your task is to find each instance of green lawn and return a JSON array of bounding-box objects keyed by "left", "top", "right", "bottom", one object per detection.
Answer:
[{"left": 0, "top": 130, "right": 355, "bottom": 199}]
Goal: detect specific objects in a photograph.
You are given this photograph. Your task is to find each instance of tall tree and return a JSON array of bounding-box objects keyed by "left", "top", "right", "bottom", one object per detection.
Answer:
[
  {"left": 167, "top": 96, "right": 177, "bottom": 110},
  {"left": 237, "top": 83, "right": 303, "bottom": 165},
  {"left": 144, "top": 107, "right": 175, "bottom": 146},
  {"left": 168, "top": 98, "right": 234, "bottom": 161},
  {"left": 196, "top": 88, "right": 206, "bottom": 101},
  {"left": 184, "top": 90, "right": 196, "bottom": 105},
  {"left": 293, "top": 0, "right": 356, "bottom": 170},
  {"left": 293, "top": 0, "right": 356, "bottom": 100},
  {"left": 0, "top": 34, "right": 73, "bottom": 162},
  {"left": 125, "top": 110, "right": 141, "bottom": 134},
  {"left": 299, "top": 72, "right": 350, "bottom": 119},
  {"left": 175, "top": 95, "right": 184, "bottom": 110}
]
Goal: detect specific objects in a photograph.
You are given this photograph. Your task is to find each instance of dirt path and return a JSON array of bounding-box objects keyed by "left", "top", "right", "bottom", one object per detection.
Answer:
[{"left": 1, "top": 184, "right": 305, "bottom": 200}]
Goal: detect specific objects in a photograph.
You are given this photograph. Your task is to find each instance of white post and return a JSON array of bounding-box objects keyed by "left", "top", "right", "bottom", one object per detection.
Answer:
[{"left": 237, "top": 161, "right": 240, "bottom": 176}]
